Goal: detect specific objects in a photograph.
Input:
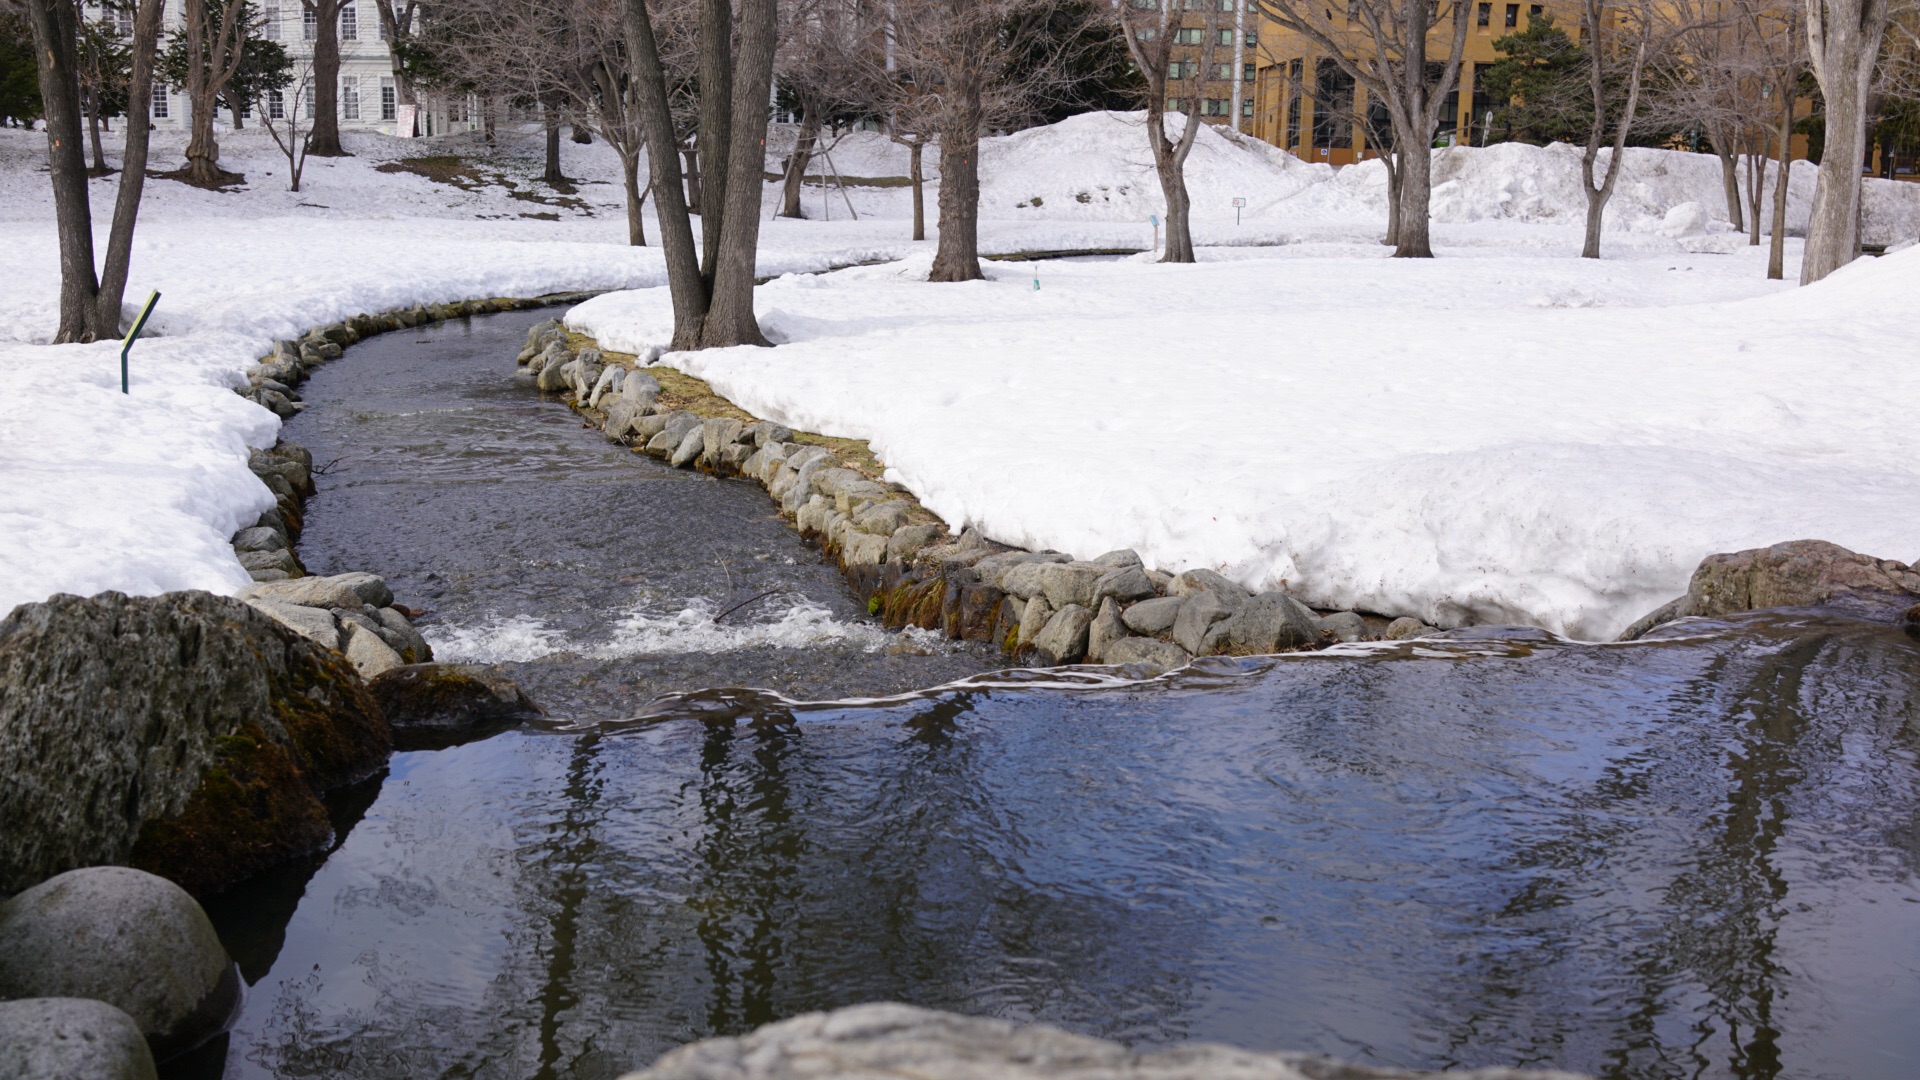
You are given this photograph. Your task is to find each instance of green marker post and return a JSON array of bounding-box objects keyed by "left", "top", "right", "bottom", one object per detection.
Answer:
[{"left": 121, "top": 290, "right": 161, "bottom": 395}]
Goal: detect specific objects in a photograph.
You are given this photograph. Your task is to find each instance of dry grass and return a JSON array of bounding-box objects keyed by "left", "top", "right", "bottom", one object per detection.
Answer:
[{"left": 569, "top": 332, "right": 891, "bottom": 483}]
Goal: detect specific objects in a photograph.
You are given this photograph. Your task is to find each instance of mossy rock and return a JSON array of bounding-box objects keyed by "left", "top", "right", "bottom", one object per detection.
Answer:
[{"left": 0, "top": 591, "right": 390, "bottom": 898}]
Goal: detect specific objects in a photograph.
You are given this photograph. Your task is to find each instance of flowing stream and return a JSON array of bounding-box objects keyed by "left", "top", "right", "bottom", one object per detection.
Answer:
[{"left": 179, "top": 310, "right": 1920, "bottom": 1080}]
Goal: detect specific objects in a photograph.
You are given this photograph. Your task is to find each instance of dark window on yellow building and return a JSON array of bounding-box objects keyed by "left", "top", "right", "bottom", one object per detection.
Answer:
[
  {"left": 1244, "top": 63, "right": 1256, "bottom": 82},
  {"left": 1505, "top": 3, "right": 1518, "bottom": 25},
  {"left": 1477, "top": 2, "right": 1490, "bottom": 25},
  {"left": 1313, "top": 58, "right": 1353, "bottom": 150}
]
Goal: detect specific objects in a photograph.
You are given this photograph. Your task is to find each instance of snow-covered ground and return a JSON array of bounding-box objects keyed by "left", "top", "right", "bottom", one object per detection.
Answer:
[{"left": 3, "top": 112, "right": 1917, "bottom": 638}]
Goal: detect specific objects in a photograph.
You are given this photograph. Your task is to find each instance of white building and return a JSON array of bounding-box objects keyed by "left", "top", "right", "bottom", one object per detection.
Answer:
[{"left": 113, "top": 2, "right": 475, "bottom": 137}]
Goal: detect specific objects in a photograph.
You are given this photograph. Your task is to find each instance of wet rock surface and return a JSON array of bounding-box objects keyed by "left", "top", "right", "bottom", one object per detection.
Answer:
[
  {"left": 0, "top": 998, "right": 158, "bottom": 1080},
  {"left": 0, "top": 868, "right": 239, "bottom": 1062},
  {"left": 0, "top": 591, "right": 388, "bottom": 896},
  {"left": 1622, "top": 539, "right": 1920, "bottom": 639},
  {"left": 369, "top": 663, "right": 546, "bottom": 748},
  {"left": 620, "top": 1003, "right": 1589, "bottom": 1080}
]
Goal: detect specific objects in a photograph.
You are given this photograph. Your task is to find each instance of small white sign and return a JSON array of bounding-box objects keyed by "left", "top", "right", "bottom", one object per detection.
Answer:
[
  {"left": 1232, "top": 197, "right": 1247, "bottom": 207},
  {"left": 395, "top": 104, "right": 419, "bottom": 139}
]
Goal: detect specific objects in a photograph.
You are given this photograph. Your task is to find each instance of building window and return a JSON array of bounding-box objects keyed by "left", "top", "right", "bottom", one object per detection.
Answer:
[
  {"left": 1167, "top": 96, "right": 1183, "bottom": 113},
  {"left": 1477, "top": 2, "right": 1490, "bottom": 25},
  {"left": 267, "top": 88, "right": 285, "bottom": 120},
  {"left": 260, "top": 1, "right": 279, "bottom": 39},
  {"left": 380, "top": 76, "right": 396, "bottom": 121},
  {"left": 448, "top": 95, "right": 469, "bottom": 124},
  {"left": 342, "top": 75, "right": 360, "bottom": 120},
  {"left": 1175, "top": 27, "right": 1202, "bottom": 44},
  {"left": 306, "top": 90, "right": 315, "bottom": 119},
  {"left": 1241, "top": 96, "right": 1254, "bottom": 117},
  {"left": 1245, "top": 29, "right": 1258, "bottom": 46},
  {"left": 1529, "top": 3, "right": 1542, "bottom": 15},
  {"left": 151, "top": 82, "right": 168, "bottom": 119},
  {"left": 1202, "top": 98, "right": 1230, "bottom": 116},
  {"left": 1217, "top": 27, "right": 1233, "bottom": 44},
  {"left": 1312, "top": 57, "right": 1353, "bottom": 149},
  {"left": 303, "top": 7, "right": 316, "bottom": 40},
  {"left": 1504, "top": 3, "right": 1518, "bottom": 25},
  {"left": 340, "top": 3, "right": 357, "bottom": 41},
  {"left": 1244, "top": 62, "right": 1255, "bottom": 82},
  {"left": 1214, "top": 62, "right": 1234, "bottom": 81},
  {"left": 113, "top": 8, "right": 133, "bottom": 34}
]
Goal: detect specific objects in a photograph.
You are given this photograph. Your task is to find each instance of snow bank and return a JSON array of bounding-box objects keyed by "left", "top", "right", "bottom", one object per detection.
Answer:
[{"left": 572, "top": 243, "right": 1920, "bottom": 641}]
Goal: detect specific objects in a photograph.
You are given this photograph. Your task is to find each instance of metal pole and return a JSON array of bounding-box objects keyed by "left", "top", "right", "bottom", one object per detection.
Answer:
[{"left": 121, "top": 290, "right": 161, "bottom": 395}]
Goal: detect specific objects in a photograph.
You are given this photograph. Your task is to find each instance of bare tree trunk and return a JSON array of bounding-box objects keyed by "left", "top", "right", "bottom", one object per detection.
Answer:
[
  {"left": 622, "top": 148, "right": 647, "bottom": 247},
  {"left": 698, "top": 0, "right": 775, "bottom": 349},
  {"left": 1747, "top": 148, "right": 1764, "bottom": 245},
  {"left": 1708, "top": 124, "right": 1743, "bottom": 231},
  {"left": 1801, "top": 0, "right": 1888, "bottom": 284},
  {"left": 1383, "top": 149, "right": 1403, "bottom": 247},
  {"left": 93, "top": 0, "right": 163, "bottom": 338},
  {"left": 624, "top": 0, "right": 709, "bottom": 348},
  {"left": 183, "top": 0, "right": 225, "bottom": 184},
  {"left": 681, "top": 147, "right": 702, "bottom": 213},
  {"left": 696, "top": 0, "right": 732, "bottom": 282},
  {"left": 571, "top": 119, "right": 592, "bottom": 144},
  {"left": 1394, "top": 124, "right": 1436, "bottom": 257},
  {"left": 228, "top": 92, "right": 245, "bottom": 130},
  {"left": 1579, "top": 5, "right": 1649, "bottom": 260},
  {"left": 780, "top": 105, "right": 820, "bottom": 219},
  {"left": 307, "top": 0, "right": 347, "bottom": 157},
  {"left": 86, "top": 89, "right": 107, "bottom": 173},
  {"left": 542, "top": 99, "right": 565, "bottom": 183},
  {"left": 1768, "top": 95, "right": 1793, "bottom": 280},
  {"left": 483, "top": 95, "right": 497, "bottom": 145},
  {"left": 908, "top": 139, "right": 924, "bottom": 242},
  {"left": 26, "top": 0, "right": 100, "bottom": 342},
  {"left": 1150, "top": 109, "right": 1200, "bottom": 262},
  {"left": 929, "top": 25, "right": 983, "bottom": 283}
]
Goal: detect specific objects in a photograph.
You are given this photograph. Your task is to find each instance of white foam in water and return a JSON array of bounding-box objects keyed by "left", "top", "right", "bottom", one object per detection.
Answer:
[{"left": 423, "top": 598, "right": 937, "bottom": 663}]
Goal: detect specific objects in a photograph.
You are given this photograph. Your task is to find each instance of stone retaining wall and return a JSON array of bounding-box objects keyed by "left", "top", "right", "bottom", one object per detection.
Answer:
[{"left": 527, "top": 321, "right": 1445, "bottom": 674}]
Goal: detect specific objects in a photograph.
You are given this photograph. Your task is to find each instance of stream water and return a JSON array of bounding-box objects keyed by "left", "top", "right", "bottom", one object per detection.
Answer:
[{"left": 182, "top": 310, "right": 1920, "bottom": 1080}]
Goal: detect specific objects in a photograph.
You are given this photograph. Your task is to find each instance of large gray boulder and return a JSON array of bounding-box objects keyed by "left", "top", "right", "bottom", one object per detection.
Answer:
[
  {"left": 1092, "top": 566, "right": 1158, "bottom": 607},
  {"left": 1621, "top": 539, "right": 1920, "bottom": 640},
  {"left": 0, "top": 998, "right": 157, "bottom": 1080},
  {"left": 1027, "top": 604, "right": 1094, "bottom": 665},
  {"left": 1121, "top": 596, "right": 1185, "bottom": 637},
  {"left": 1103, "top": 636, "right": 1192, "bottom": 675},
  {"left": 0, "top": 869, "right": 239, "bottom": 1062},
  {"left": 1035, "top": 562, "right": 1106, "bottom": 610},
  {"left": 618, "top": 1002, "right": 1588, "bottom": 1080},
  {"left": 0, "top": 591, "right": 390, "bottom": 897},
  {"left": 369, "top": 664, "right": 543, "bottom": 748},
  {"left": 1085, "top": 598, "right": 1128, "bottom": 663},
  {"left": 1169, "top": 569, "right": 1249, "bottom": 600},
  {"left": 1171, "top": 589, "right": 1240, "bottom": 656},
  {"left": 1223, "top": 592, "right": 1322, "bottom": 654}
]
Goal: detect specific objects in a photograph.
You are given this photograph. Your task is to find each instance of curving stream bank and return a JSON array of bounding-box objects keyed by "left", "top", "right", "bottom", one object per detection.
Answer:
[{"left": 178, "top": 310, "right": 1920, "bottom": 1080}]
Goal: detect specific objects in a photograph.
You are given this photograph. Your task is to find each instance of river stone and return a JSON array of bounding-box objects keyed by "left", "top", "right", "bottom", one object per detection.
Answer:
[
  {"left": 1092, "top": 549, "right": 1145, "bottom": 570},
  {"left": 231, "top": 526, "right": 288, "bottom": 553},
  {"left": 1102, "top": 636, "right": 1192, "bottom": 675},
  {"left": 1170, "top": 568, "right": 1250, "bottom": 600},
  {"left": 1317, "top": 611, "right": 1368, "bottom": 643},
  {"left": 0, "top": 591, "right": 388, "bottom": 897},
  {"left": 1036, "top": 562, "right": 1106, "bottom": 610},
  {"left": 974, "top": 551, "right": 1070, "bottom": 591},
  {"left": 1121, "top": 595, "right": 1185, "bottom": 636},
  {"left": 341, "top": 619, "right": 406, "bottom": 678},
  {"left": 240, "top": 574, "right": 366, "bottom": 612},
  {"left": 536, "top": 353, "right": 574, "bottom": 392},
  {"left": 1027, "top": 604, "right": 1094, "bottom": 665},
  {"left": 719, "top": 443, "right": 755, "bottom": 472},
  {"left": 701, "top": 418, "right": 745, "bottom": 464},
  {"left": 835, "top": 482, "right": 892, "bottom": 515},
  {"left": 238, "top": 548, "right": 298, "bottom": 574},
  {"left": 325, "top": 571, "right": 393, "bottom": 609},
  {"left": 1085, "top": 598, "right": 1128, "bottom": 663},
  {"left": 1017, "top": 595, "right": 1054, "bottom": 648},
  {"left": 754, "top": 422, "right": 794, "bottom": 446},
  {"left": 620, "top": 1002, "right": 1591, "bottom": 1080},
  {"left": 0, "top": 998, "right": 158, "bottom": 1080},
  {"left": 368, "top": 664, "right": 542, "bottom": 746},
  {"left": 604, "top": 399, "right": 641, "bottom": 440},
  {"left": 588, "top": 365, "right": 624, "bottom": 408},
  {"left": 0, "top": 868, "right": 239, "bottom": 1062},
  {"left": 667, "top": 425, "right": 705, "bottom": 467},
  {"left": 854, "top": 501, "right": 910, "bottom": 536},
  {"left": 888, "top": 524, "right": 945, "bottom": 563},
  {"left": 375, "top": 607, "right": 433, "bottom": 663},
  {"left": 632, "top": 412, "right": 672, "bottom": 444},
  {"left": 245, "top": 597, "right": 341, "bottom": 651},
  {"left": 1093, "top": 566, "right": 1158, "bottom": 606},
  {"left": 1620, "top": 540, "right": 1920, "bottom": 639},
  {"left": 843, "top": 531, "right": 889, "bottom": 568},
  {"left": 1171, "top": 590, "right": 1240, "bottom": 656},
  {"left": 1385, "top": 617, "right": 1438, "bottom": 640},
  {"left": 1224, "top": 592, "right": 1322, "bottom": 654}
]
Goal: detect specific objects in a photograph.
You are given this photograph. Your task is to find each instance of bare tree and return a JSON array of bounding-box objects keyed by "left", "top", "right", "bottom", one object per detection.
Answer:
[
  {"left": 24, "top": 0, "right": 162, "bottom": 342},
  {"left": 1252, "top": 0, "right": 1472, "bottom": 257},
  {"left": 1111, "top": 0, "right": 1230, "bottom": 262},
  {"left": 1576, "top": 0, "right": 1658, "bottom": 258},
  {"left": 301, "top": 0, "right": 347, "bottom": 155},
  {"left": 775, "top": 0, "right": 884, "bottom": 220},
  {"left": 175, "top": 0, "right": 254, "bottom": 185},
  {"left": 1801, "top": 0, "right": 1894, "bottom": 281},
  {"left": 254, "top": 58, "right": 314, "bottom": 190},
  {"left": 369, "top": 0, "right": 419, "bottom": 110},
  {"left": 622, "top": 0, "right": 778, "bottom": 349}
]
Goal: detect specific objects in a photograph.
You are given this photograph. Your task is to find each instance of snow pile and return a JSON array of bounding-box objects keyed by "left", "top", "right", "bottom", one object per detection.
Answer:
[{"left": 573, "top": 243, "right": 1920, "bottom": 641}]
